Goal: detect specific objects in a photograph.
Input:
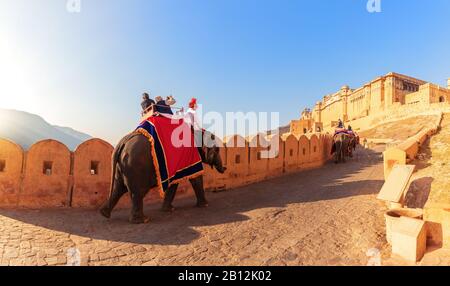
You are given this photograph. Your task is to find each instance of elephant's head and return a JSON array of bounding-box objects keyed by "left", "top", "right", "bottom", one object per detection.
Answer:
[{"left": 201, "top": 132, "right": 227, "bottom": 174}]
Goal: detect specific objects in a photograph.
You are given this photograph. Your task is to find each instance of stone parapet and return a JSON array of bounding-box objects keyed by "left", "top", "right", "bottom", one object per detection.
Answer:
[{"left": 0, "top": 133, "right": 334, "bottom": 209}]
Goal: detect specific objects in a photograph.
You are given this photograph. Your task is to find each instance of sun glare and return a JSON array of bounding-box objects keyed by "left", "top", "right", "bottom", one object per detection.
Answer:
[{"left": 0, "top": 36, "right": 36, "bottom": 112}]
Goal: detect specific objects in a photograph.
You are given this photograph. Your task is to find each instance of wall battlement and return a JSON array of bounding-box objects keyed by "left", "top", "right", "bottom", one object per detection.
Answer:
[{"left": 0, "top": 133, "right": 334, "bottom": 209}]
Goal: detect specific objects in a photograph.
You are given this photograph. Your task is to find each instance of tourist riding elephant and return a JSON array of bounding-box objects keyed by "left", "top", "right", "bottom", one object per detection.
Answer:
[
  {"left": 99, "top": 130, "right": 226, "bottom": 224},
  {"left": 333, "top": 133, "right": 350, "bottom": 164}
]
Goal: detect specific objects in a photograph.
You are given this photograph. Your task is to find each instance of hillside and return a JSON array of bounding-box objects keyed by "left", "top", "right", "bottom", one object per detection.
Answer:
[{"left": 0, "top": 108, "right": 92, "bottom": 150}]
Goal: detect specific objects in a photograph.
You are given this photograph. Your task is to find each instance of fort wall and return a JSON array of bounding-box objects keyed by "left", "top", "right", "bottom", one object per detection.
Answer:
[
  {"left": 20, "top": 140, "right": 71, "bottom": 208},
  {"left": 72, "top": 139, "right": 114, "bottom": 208},
  {"left": 0, "top": 133, "right": 333, "bottom": 209},
  {"left": 290, "top": 72, "right": 447, "bottom": 135},
  {"left": 0, "top": 139, "right": 23, "bottom": 207}
]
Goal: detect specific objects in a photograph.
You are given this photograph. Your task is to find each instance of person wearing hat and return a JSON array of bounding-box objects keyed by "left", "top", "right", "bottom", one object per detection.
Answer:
[
  {"left": 185, "top": 98, "right": 205, "bottom": 159},
  {"left": 185, "top": 98, "right": 202, "bottom": 131}
]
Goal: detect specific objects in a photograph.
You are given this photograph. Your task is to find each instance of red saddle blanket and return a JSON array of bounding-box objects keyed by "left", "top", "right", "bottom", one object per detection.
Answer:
[{"left": 136, "top": 115, "right": 204, "bottom": 197}]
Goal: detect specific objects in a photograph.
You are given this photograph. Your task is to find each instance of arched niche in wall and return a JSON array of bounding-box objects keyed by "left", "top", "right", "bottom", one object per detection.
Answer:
[
  {"left": 72, "top": 138, "right": 114, "bottom": 209},
  {"left": 265, "top": 134, "right": 284, "bottom": 177},
  {"left": 247, "top": 133, "right": 269, "bottom": 183},
  {"left": 224, "top": 135, "right": 248, "bottom": 189},
  {"left": 282, "top": 134, "right": 299, "bottom": 173},
  {"left": 298, "top": 135, "right": 311, "bottom": 166},
  {"left": 20, "top": 140, "right": 71, "bottom": 208},
  {"left": 0, "top": 139, "right": 24, "bottom": 207}
]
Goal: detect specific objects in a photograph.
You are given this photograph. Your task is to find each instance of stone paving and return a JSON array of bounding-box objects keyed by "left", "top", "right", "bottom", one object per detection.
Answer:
[{"left": 0, "top": 147, "right": 391, "bottom": 266}]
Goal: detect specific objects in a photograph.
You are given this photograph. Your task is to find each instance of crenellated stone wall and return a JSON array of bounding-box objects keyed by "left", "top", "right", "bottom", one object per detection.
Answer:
[{"left": 0, "top": 133, "right": 334, "bottom": 209}]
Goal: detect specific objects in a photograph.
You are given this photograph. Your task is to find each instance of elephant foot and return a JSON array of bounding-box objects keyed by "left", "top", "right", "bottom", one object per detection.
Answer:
[
  {"left": 129, "top": 216, "right": 151, "bottom": 224},
  {"left": 196, "top": 201, "right": 209, "bottom": 208},
  {"left": 161, "top": 204, "right": 176, "bottom": 212},
  {"left": 216, "top": 166, "right": 227, "bottom": 174},
  {"left": 99, "top": 205, "right": 111, "bottom": 219}
]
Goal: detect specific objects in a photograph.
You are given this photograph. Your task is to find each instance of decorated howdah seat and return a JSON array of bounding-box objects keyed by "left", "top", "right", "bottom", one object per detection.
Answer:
[{"left": 136, "top": 113, "right": 204, "bottom": 195}]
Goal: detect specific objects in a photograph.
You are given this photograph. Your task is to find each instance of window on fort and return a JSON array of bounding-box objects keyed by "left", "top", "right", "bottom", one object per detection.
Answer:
[
  {"left": 303, "top": 148, "right": 306, "bottom": 156},
  {"left": 235, "top": 154, "right": 241, "bottom": 164},
  {"left": 43, "top": 161, "right": 53, "bottom": 176},
  {"left": 257, "top": 152, "right": 262, "bottom": 160},
  {"left": 0, "top": 160, "right": 5, "bottom": 172},
  {"left": 90, "top": 161, "right": 100, "bottom": 175},
  {"left": 314, "top": 146, "right": 317, "bottom": 153},
  {"left": 439, "top": 96, "right": 445, "bottom": 103},
  {"left": 289, "top": 149, "right": 294, "bottom": 157}
]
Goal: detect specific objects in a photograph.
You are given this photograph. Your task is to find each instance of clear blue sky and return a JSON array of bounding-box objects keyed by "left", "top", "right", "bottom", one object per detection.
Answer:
[{"left": 1, "top": 0, "right": 449, "bottom": 143}]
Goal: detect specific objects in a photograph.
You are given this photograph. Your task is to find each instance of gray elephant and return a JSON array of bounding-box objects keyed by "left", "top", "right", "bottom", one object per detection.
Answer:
[
  {"left": 333, "top": 133, "right": 350, "bottom": 164},
  {"left": 99, "top": 131, "right": 226, "bottom": 224}
]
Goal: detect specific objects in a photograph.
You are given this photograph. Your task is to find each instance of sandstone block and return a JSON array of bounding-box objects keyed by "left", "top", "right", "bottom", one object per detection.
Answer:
[{"left": 391, "top": 216, "right": 427, "bottom": 262}]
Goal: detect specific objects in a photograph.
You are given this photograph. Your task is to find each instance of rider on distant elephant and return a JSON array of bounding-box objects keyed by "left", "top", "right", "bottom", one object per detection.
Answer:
[
  {"left": 334, "top": 119, "right": 347, "bottom": 137},
  {"left": 346, "top": 125, "right": 354, "bottom": 136},
  {"left": 332, "top": 119, "right": 353, "bottom": 162}
]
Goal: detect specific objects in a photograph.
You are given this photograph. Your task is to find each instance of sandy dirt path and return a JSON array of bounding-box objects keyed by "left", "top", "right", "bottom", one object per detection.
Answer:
[{"left": 0, "top": 146, "right": 390, "bottom": 266}]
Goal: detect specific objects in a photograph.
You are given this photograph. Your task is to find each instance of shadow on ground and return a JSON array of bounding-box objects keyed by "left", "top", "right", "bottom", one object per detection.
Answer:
[{"left": 0, "top": 147, "right": 384, "bottom": 246}]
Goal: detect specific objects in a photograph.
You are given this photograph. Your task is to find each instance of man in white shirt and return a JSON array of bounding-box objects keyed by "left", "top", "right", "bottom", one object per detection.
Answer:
[
  {"left": 185, "top": 97, "right": 202, "bottom": 131},
  {"left": 184, "top": 98, "right": 206, "bottom": 156}
]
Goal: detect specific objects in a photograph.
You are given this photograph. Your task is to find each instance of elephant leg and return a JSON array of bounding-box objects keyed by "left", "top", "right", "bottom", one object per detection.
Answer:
[
  {"left": 99, "top": 167, "right": 126, "bottom": 219},
  {"left": 190, "top": 176, "right": 208, "bottom": 208},
  {"left": 334, "top": 142, "right": 341, "bottom": 164},
  {"left": 129, "top": 191, "right": 149, "bottom": 224},
  {"left": 125, "top": 178, "right": 150, "bottom": 224},
  {"left": 162, "top": 184, "right": 178, "bottom": 212}
]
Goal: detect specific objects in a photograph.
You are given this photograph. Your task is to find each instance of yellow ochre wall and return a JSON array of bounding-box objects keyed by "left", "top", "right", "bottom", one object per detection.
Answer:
[
  {"left": 0, "top": 134, "right": 334, "bottom": 209},
  {"left": 290, "top": 72, "right": 442, "bottom": 135}
]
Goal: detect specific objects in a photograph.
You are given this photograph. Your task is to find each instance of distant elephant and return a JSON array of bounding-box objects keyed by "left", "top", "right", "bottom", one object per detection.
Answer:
[
  {"left": 347, "top": 135, "right": 359, "bottom": 158},
  {"left": 333, "top": 133, "right": 350, "bottom": 164},
  {"left": 99, "top": 130, "right": 226, "bottom": 224}
]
